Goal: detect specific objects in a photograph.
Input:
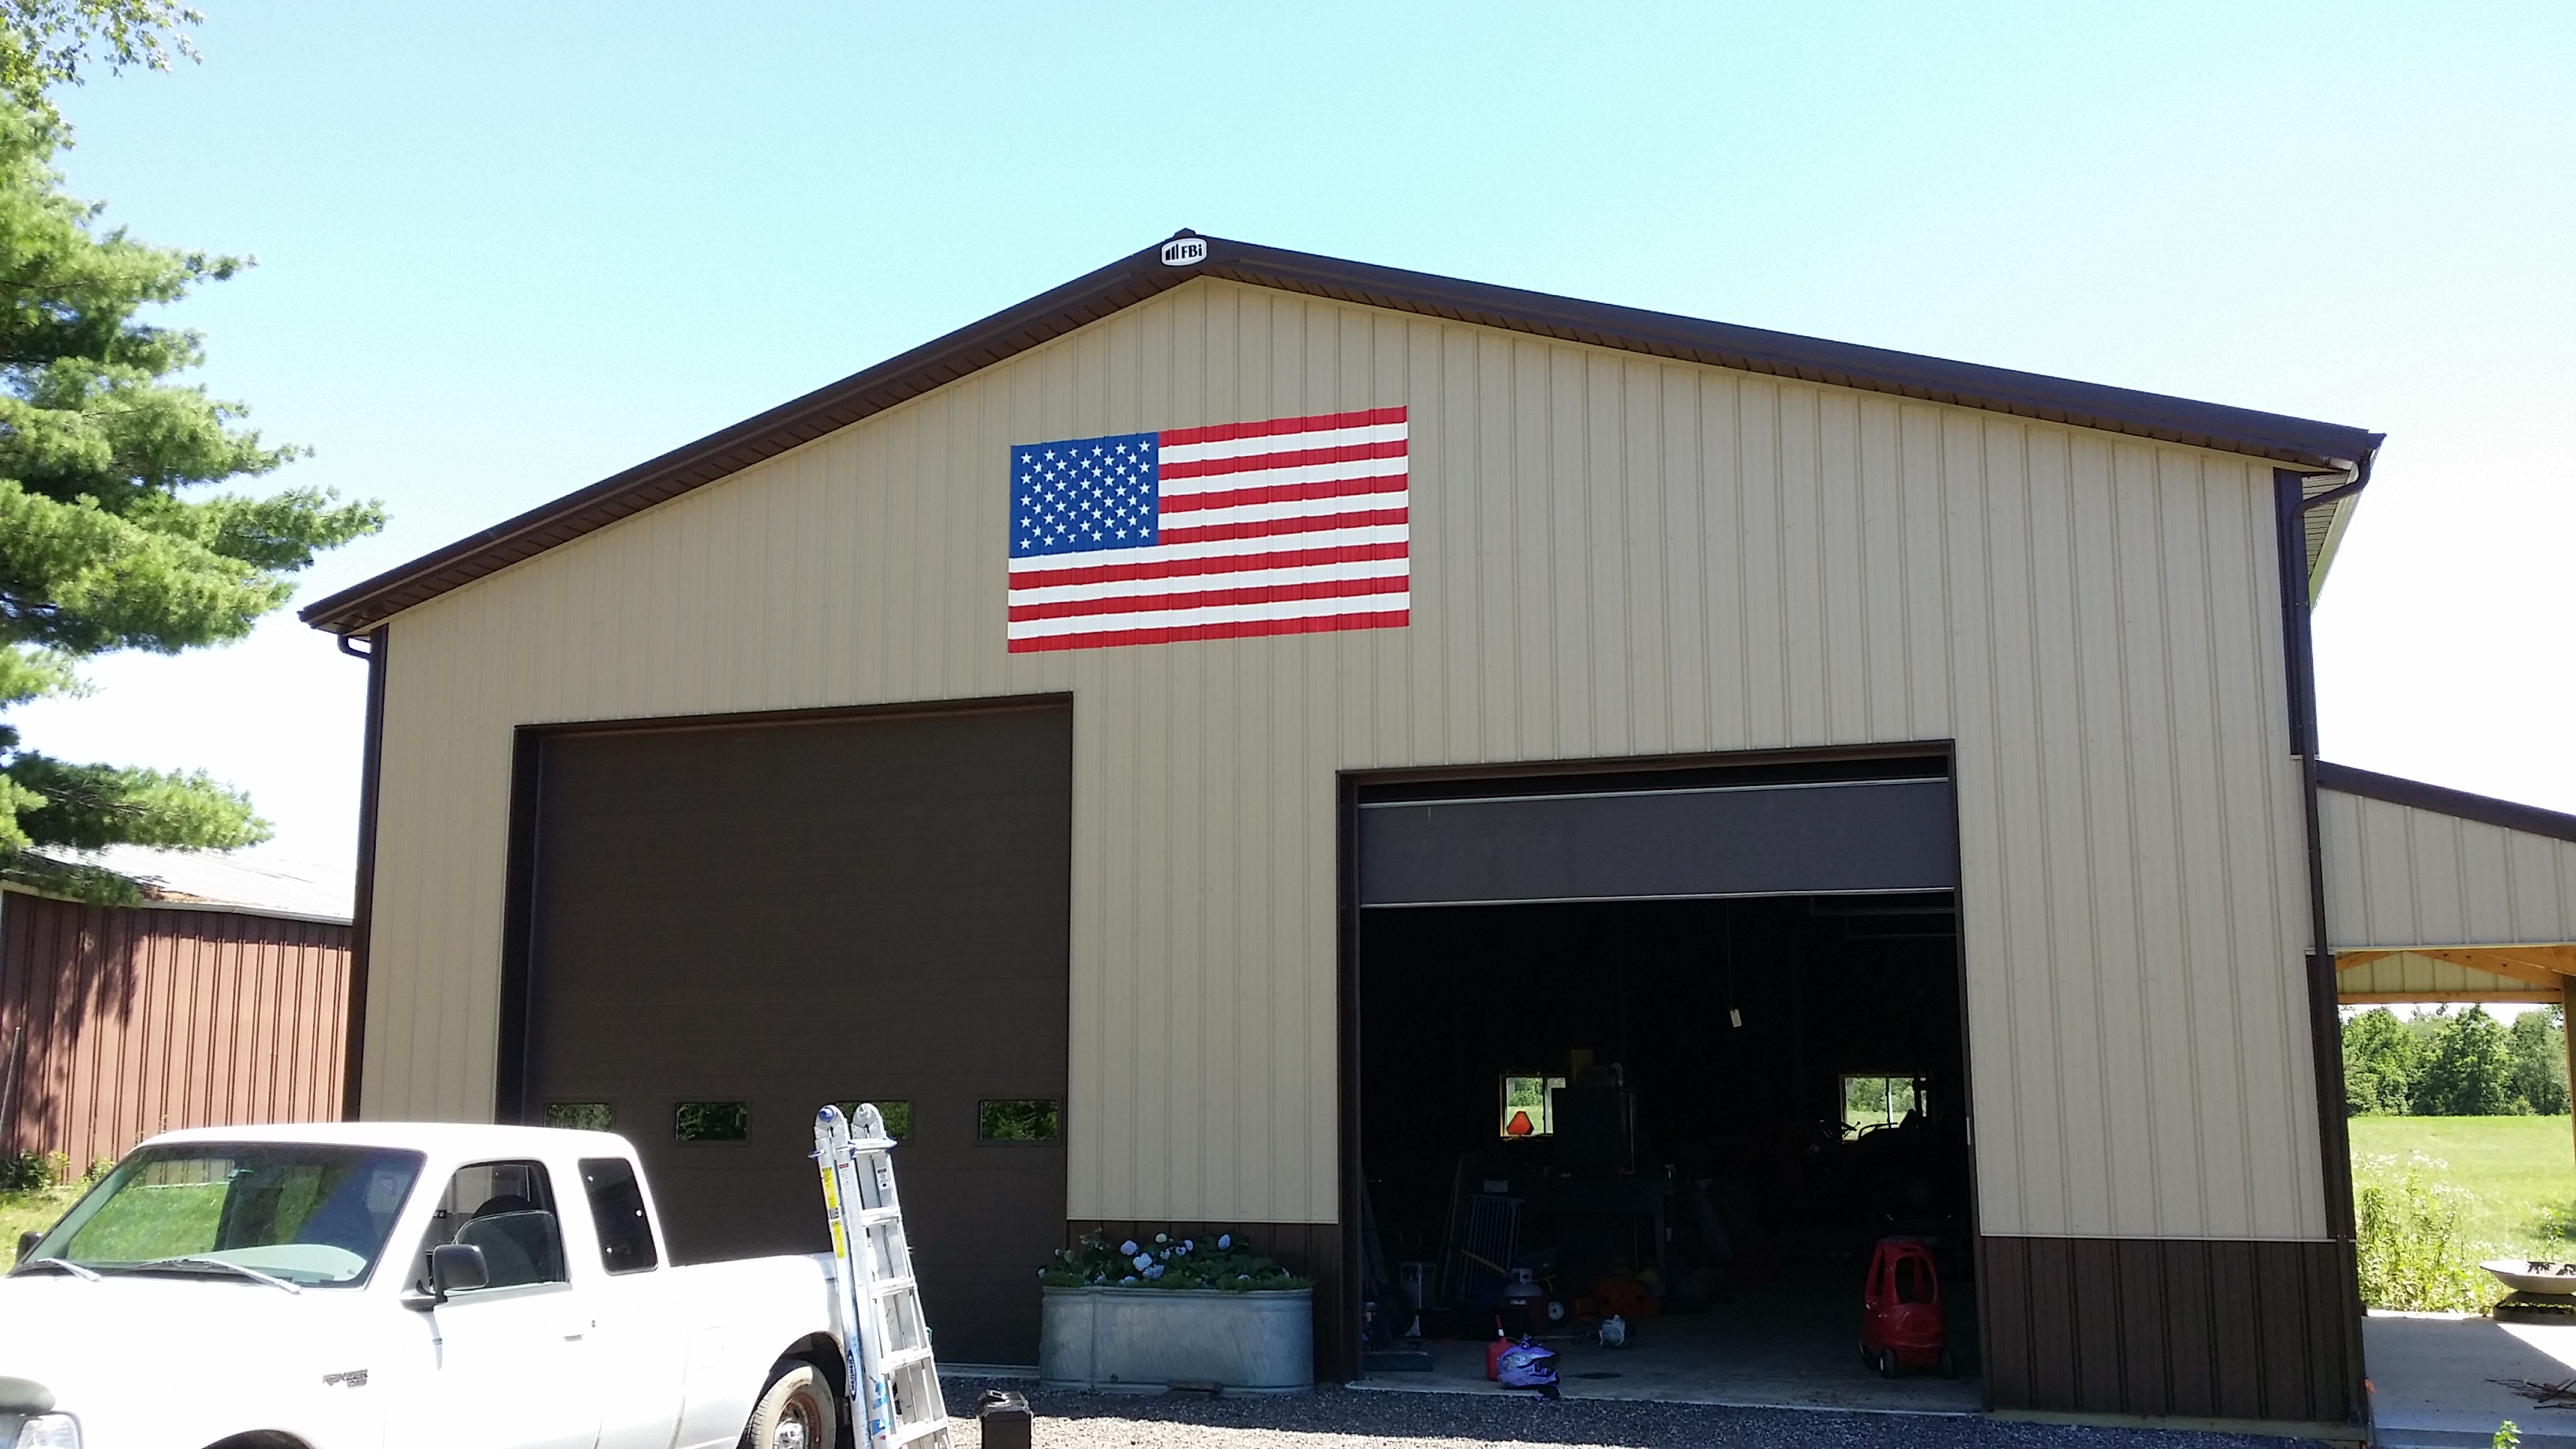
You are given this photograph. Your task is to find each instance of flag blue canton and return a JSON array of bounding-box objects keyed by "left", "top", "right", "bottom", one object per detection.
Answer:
[{"left": 1009, "top": 430, "right": 1159, "bottom": 559}]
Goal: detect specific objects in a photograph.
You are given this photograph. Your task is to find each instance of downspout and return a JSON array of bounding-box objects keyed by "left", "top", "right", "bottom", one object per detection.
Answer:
[
  {"left": 338, "top": 627, "right": 390, "bottom": 1121},
  {"left": 2275, "top": 457, "right": 2375, "bottom": 1428}
]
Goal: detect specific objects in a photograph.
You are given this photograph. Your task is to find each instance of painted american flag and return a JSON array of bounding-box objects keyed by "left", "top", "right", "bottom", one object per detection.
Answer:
[{"left": 1005, "top": 406, "right": 1410, "bottom": 653}]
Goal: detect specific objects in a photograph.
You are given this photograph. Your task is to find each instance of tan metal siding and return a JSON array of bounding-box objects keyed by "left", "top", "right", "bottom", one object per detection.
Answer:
[
  {"left": 2320, "top": 788, "right": 2576, "bottom": 949},
  {"left": 0, "top": 893, "right": 351, "bottom": 1170},
  {"left": 361, "top": 277, "right": 2325, "bottom": 1240}
]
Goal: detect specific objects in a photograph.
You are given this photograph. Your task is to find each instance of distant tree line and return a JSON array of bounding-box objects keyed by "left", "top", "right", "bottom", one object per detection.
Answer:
[{"left": 2342, "top": 1005, "right": 2567, "bottom": 1117}]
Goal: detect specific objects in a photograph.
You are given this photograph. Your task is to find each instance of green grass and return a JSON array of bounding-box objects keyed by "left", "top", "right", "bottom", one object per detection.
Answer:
[
  {"left": 0, "top": 1183, "right": 86, "bottom": 1267},
  {"left": 2349, "top": 1116, "right": 2576, "bottom": 1260}
]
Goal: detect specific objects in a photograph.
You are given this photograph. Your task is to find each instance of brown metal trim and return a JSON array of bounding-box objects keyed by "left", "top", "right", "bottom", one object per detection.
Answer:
[
  {"left": 299, "top": 234, "right": 2383, "bottom": 638},
  {"left": 1345, "top": 739, "right": 1953, "bottom": 796},
  {"left": 2316, "top": 760, "right": 2576, "bottom": 845},
  {"left": 340, "top": 624, "right": 388, "bottom": 1120},
  {"left": 2273, "top": 470, "right": 2367, "bottom": 1428},
  {"left": 493, "top": 726, "right": 544, "bottom": 1126},
  {"left": 507, "top": 691, "right": 1077, "bottom": 743},
  {"left": 1980, "top": 1235, "right": 2356, "bottom": 1428},
  {"left": 1333, "top": 771, "right": 1363, "bottom": 1384}
]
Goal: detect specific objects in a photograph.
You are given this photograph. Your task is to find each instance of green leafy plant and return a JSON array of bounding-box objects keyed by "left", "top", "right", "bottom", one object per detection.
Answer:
[
  {"left": 0, "top": 1149, "right": 46, "bottom": 1190},
  {"left": 1039, "top": 1230, "right": 1309, "bottom": 1292},
  {"left": 2356, "top": 1152, "right": 2498, "bottom": 1312}
]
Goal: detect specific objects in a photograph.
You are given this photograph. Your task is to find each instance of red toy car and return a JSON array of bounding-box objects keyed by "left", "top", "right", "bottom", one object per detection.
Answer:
[{"left": 1859, "top": 1236, "right": 1954, "bottom": 1378}]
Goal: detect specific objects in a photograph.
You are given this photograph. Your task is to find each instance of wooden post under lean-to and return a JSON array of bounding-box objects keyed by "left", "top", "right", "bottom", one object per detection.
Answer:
[{"left": 2564, "top": 979, "right": 2576, "bottom": 1169}]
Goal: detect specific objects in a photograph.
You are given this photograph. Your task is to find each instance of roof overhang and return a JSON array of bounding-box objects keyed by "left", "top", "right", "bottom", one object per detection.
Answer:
[{"left": 301, "top": 230, "right": 2386, "bottom": 637}]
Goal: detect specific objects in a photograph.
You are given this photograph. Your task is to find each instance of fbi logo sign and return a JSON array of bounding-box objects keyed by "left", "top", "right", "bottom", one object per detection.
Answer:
[{"left": 1159, "top": 236, "right": 1207, "bottom": 267}]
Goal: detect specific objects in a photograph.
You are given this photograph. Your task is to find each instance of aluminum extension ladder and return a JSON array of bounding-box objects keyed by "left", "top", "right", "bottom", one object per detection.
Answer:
[{"left": 814, "top": 1103, "right": 953, "bottom": 1449}]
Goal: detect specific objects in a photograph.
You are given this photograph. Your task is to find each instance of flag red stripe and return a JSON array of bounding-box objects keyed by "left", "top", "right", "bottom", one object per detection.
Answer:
[
  {"left": 1008, "top": 572, "right": 1408, "bottom": 623},
  {"left": 1159, "top": 474, "right": 1406, "bottom": 515},
  {"left": 1007, "top": 609, "right": 1411, "bottom": 653},
  {"left": 1007, "top": 541, "right": 1410, "bottom": 590},
  {"left": 1155, "top": 507, "right": 1407, "bottom": 547},
  {"left": 1157, "top": 438, "right": 1408, "bottom": 481},
  {"left": 1157, "top": 406, "right": 1406, "bottom": 449}
]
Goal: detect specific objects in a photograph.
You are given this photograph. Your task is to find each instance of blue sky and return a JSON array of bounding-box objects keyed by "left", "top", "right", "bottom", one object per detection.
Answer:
[{"left": 15, "top": 1, "right": 2573, "bottom": 864}]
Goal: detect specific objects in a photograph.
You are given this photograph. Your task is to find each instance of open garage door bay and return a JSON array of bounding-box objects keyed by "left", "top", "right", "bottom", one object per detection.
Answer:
[
  {"left": 1352, "top": 754, "right": 1977, "bottom": 1411},
  {"left": 513, "top": 702, "right": 1071, "bottom": 1367}
]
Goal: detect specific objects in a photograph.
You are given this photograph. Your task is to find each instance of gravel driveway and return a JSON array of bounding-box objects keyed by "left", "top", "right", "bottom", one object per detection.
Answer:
[{"left": 936, "top": 1379, "right": 2334, "bottom": 1449}]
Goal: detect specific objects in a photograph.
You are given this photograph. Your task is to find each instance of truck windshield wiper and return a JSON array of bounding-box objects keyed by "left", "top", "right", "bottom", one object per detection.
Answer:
[
  {"left": 129, "top": 1255, "right": 302, "bottom": 1294},
  {"left": 9, "top": 1256, "right": 99, "bottom": 1281}
]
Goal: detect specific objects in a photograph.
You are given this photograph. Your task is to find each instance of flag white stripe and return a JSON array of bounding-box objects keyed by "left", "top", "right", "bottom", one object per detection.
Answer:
[
  {"left": 1006, "top": 522, "right": 1410, "bottom": 575},
  {"left": 1155, "top": 421, "right": 1408, "bottom": 466},
  {"left": 1157, "top": 490, "right": 1407, "bottom": 530},
  {"left": 1157, "top": 455, "right": 1408, "bottom": 496},
  {"left": 1006, "top": 590, "right": 1410, "bottom": 638},
  {"left": 1009, "top": 556, "right": 1410, "bottom": 607}
]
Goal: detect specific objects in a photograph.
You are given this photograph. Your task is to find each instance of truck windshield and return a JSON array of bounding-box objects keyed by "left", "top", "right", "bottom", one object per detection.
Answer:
[{"left": 21, "top": 1143, "right": 425, "bottom": 1288}]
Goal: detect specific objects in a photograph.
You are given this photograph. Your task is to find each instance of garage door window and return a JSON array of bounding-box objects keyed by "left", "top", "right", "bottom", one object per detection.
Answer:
[
  {"left": 977, "top": 1099, "right": 1059, "bottom": 1143},
  {"left": 673, "top": 1101, "right": 749, "bottom": 1142},
  {"left": 545, "top": 1102, "right": 612, "bottom": 1131}
]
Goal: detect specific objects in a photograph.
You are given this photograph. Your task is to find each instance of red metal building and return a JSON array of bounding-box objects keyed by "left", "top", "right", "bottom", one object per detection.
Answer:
[{"left": 0, "top": 848, "right": 353, "bottom": 1173}]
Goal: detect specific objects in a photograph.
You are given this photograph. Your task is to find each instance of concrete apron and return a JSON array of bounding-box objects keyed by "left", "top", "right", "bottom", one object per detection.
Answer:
[{"left": 2368, "top": 1311, "right": 2576, "bottom": 1448}]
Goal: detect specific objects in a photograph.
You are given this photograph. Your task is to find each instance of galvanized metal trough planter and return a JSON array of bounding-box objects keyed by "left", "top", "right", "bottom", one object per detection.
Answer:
[{"left": 1039, "top": 1284, "right": 1314, "bottom": 1394}]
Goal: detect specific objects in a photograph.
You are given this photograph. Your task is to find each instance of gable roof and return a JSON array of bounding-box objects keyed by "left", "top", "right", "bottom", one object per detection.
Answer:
[{"left": 300, "top": 231, "right": 2384, "bottom": 637}]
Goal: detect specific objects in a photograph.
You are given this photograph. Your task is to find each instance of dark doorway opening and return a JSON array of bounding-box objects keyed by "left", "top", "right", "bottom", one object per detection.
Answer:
[{"left": 1355, "top": 882, "right": 1977, "bottom": 1406}]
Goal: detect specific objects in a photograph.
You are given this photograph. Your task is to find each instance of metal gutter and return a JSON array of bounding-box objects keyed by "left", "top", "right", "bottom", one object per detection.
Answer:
[
  {"left": 301, "top": 231, "right": 2385, "bottom": 637},
  {"left": 2274, "top": 467, "right": 2367, "bottom": 1430},
  {"left": 342, "top": 624, "right": 388, "bottom": 1118}
]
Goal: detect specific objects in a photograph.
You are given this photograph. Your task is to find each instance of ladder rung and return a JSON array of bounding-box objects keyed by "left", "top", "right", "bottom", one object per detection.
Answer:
[
  {"left": 870, "top": 1275, "right": 916, "bottom": 1298},
  {"left": 888, "top": 1420, "right": 949, "bottom": 1447},
  {"left": 880, "top": 1345, "right": 937, "bottom": 1372},
  {"left": 856, "top": 1207, "right": 906, "bottom": 1226}
]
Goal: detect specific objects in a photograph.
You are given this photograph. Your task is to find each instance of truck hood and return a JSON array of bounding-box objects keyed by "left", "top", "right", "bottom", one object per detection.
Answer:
[{"left": 0, "top": 1272, "right": 389, "bottom": 1444}]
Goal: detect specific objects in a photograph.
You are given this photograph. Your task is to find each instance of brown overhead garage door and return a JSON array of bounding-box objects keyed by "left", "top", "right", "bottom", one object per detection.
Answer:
[{"left": 511, "top": 700, "right": 1071, "bottom": 1367}]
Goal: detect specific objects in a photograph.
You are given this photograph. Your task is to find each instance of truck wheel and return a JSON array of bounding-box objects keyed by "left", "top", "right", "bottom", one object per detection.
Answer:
[{"left": 746, "top": 1363, "right": 837, "bottom": 1449}]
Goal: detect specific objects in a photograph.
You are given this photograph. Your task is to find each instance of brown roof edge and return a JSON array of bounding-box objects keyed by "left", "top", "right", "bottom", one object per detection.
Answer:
[
  {"left": 300, "top": 230, "right": 2386, "bottom": 635},
  {"left": 2316, "top": 761, "right": 2576, "bottom": 846}
]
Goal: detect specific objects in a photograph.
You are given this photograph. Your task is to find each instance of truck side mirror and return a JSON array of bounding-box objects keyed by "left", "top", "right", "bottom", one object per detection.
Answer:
[
  {"left": 429, "top": 1242, "right": 489, "bottom": 1298},
  {"left": 14, "top": 1230, "right": 39, "bottom": 1264}
]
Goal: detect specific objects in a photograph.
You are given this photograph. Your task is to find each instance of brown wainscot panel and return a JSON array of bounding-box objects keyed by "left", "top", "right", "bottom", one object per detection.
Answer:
[
  {"left": 1979, "top": 1234, "right": 2360, "bottom": 1428},
  {"left": 1067, "top": 1220, "right": 1344, "bottom": 1382}
]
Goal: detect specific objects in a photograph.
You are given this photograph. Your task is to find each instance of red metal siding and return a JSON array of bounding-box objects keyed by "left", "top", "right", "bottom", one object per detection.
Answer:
[{"left": 0, "top": 893, "right": 350, "bottom": 1171}]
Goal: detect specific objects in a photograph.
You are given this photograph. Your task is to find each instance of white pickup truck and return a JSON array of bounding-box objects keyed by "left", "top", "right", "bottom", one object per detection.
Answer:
[{"left": 0, "top": 1121, "right": 859, "bottom": 1449}]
